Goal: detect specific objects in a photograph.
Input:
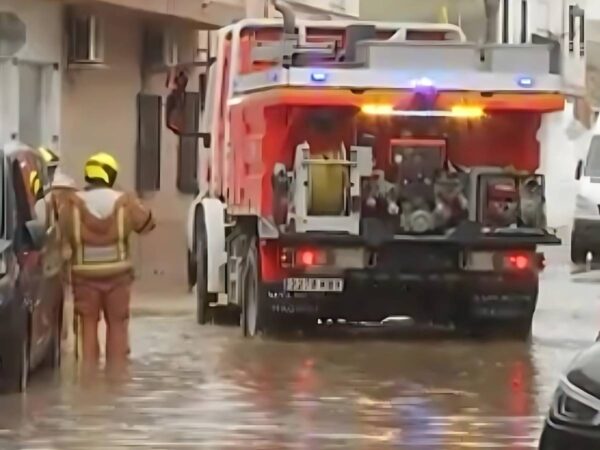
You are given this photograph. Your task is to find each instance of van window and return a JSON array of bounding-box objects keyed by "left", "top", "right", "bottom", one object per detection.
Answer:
[{"left": 585, "top": 136, "right": 600, "bottom": 177}]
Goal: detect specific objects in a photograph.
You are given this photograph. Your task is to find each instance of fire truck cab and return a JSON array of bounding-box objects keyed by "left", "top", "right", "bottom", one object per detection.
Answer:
[{"left": 182, "top": 3, "right": 564, "bottom": 339}]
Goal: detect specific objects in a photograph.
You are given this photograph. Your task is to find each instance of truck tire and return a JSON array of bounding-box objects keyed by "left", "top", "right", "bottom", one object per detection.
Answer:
[
  {"left": 466, "top": 319, "right": 532, "bottom": 341},
  {"left": 503, "top": 319, "right": 533, "bottom": 341},
  {"left": 195, "top": 208, "right": 217, "bottom": 325},
  {"left": 187, "top": 250, "right": 197, "bottom": 292},
  {"left": 241, "top": 238, "right": 268, "bottom": 337}
]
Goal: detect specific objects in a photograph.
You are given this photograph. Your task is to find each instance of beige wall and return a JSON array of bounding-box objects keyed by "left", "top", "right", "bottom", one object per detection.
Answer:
[
  {"left": 1, "top": 0, "right": 63, "bottom": 63},
  {"left": 61, "top": 9, "right": 141, "bottom": 190},
  {"left": 360, "top": 0, "right": 485, "bottom": 41},
  {"left": 61, "top": 5, "right": 200, "bottom": 287},
  {"left": 138, "top": 34, "right": 201, "bottom": 287}
]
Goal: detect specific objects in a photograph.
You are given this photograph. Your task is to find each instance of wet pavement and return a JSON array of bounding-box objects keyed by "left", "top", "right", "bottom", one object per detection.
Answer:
[{"left": 0, "top": 246, "right": 599, "bottom": 449}]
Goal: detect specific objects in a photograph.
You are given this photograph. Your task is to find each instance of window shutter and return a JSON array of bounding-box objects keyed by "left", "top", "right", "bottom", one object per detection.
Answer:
[
  {"left": 176, "top": 92, "right": 200, "bottom": 194},
  {"left": 136, "top": 94, "right": 162, "bottom": 192}
]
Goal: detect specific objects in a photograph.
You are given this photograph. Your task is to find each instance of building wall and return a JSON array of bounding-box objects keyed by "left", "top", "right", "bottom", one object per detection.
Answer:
[
  {"left": 287, "top": 0, "right": 360, "bottom": 18},
  {"left": 0, "top": 0, "right": 62, "bottom": 145},
  {"left": 359, "top": 0, "right": 484, "bottom": 41},
  {"left": 61, "top": 8, "right": 141, "bottom": 190},
  {"left": 60, "top": 5, "right": 203, "bottom": 287},
  {"left": 0, "top": 0, "right": 63, "bottom": 63}
]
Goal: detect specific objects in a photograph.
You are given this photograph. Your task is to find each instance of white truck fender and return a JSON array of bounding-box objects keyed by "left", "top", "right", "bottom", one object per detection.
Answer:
[
  {"left": 200, "top": 198, "right": 227, "bottom": 293},
  {"left": 186, "top": 195, "right": 203, "bottom": 252}
]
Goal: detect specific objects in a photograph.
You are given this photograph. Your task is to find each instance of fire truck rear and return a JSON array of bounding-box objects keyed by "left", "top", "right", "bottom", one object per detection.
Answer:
[{"left": 182, "top": 2, "right": 564, "bottom": 339}]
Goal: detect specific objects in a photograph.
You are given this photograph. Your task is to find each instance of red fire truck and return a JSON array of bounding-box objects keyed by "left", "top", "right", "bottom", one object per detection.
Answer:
[{"left": 175, "top": 1, "right": 564, "bottom": 339}]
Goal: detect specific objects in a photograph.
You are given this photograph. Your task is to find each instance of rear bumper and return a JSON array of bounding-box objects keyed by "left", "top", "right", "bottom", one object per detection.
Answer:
[{"left": 263, "top": 270, "right": 538, "bottom": 323}]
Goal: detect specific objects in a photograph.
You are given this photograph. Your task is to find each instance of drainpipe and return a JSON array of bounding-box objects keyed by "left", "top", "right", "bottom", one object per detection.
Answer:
[{"left": 484, "top": 0, "right": 501, "bottom": 43}]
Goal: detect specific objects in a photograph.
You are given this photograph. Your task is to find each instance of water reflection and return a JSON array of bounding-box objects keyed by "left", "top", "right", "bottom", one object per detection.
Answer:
[{"left": 0, "top": 318, "right": 557, "bottom": 449}]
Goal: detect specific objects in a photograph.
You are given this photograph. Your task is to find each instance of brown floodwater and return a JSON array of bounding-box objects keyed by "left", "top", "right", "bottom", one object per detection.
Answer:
[{"left": 0, "top": 252, "right": 597, "bottom": 449}]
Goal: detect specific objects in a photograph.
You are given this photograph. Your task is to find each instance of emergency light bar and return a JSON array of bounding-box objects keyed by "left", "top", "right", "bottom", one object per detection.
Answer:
[{"left": 361, "top": 104, "right": 485, "bottom": 118}]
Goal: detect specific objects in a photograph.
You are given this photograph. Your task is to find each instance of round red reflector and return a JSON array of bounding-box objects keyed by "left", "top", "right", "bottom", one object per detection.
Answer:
[{"left": 300, "top": 250, "right": 315, "bottom": 266}]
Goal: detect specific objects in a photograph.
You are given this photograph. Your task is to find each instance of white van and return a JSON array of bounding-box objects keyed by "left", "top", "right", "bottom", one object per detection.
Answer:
[{"left": 572, "top": 133, "right": 600, "bottom": 263}]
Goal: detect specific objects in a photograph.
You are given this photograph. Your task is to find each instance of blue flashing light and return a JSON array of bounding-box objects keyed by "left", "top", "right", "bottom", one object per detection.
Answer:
[
  {"left": 311, "top": 72, "right": 328, "bottom": 82},
  {"left": 517, "top": 76, "right": 534, "bottom": 88},
  {"left": 411, "top": 77, "right": 434, "bottom": 88}
]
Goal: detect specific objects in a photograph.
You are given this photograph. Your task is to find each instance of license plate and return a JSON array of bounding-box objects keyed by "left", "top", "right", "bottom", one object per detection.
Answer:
[{"left": 285, "top": 278, "right": 344, "bottom": 293}]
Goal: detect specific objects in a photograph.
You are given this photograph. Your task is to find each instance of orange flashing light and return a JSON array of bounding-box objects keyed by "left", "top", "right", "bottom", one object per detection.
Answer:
[
  {"left": 450, "top": 105, "right": 485, "bottom": 118},
  {"left": 361, "top": 103, "right": 485, "bottom": 118}
]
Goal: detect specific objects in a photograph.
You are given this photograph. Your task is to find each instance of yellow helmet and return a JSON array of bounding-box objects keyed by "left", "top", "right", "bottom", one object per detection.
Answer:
[
  {"left": 38, "top": 147, "right": 60, "bottom": 168},
  {"left": 85, "top": 152, "right": 119, "bottom": 187},
  {"left": 30, "top": 170, "right": 43, "bottom": 200}
]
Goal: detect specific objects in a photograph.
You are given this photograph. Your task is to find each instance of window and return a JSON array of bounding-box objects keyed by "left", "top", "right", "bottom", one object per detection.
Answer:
[
  {"left": 18, "top": 63, "right": 43, "bottom": 148},
  {"left": 176, "top": 92, "right": 200, "bottom": 194},
  {"left": 11, "top": 160, "right": 33, "bottom": 224},
  {"left": 136, "top": 94, "right": 162, "bottom": 192}
]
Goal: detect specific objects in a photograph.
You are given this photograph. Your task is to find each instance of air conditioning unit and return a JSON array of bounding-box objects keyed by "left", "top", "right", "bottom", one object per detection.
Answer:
[
  {"left": 143, "top": 29, "right": 179, "bottom": 70},
  {"left": 67, "top": 9, "right": 105, "bottom": 67}
]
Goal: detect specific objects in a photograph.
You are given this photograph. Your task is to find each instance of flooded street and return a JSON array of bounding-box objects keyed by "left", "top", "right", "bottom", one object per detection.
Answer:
[{"left": 0, "top": 247, "right": 598, "bottom": 449}]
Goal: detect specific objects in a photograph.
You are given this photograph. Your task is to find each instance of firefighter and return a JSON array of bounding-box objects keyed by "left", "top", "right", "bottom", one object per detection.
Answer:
[
  {"left": 59, "top": 152, "right": 155, "bottom": 370},
  {"left": 35, "top": 147, "right": 77, "bottom": 228},
  {"left": 35, "top": 147, "right": 78, "bottom": 343}
]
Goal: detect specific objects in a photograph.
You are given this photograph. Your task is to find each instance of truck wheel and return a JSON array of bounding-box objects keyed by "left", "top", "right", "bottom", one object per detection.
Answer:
[
  {"left": 187, "top": 250, "right": 197, "bottom": 292},
  {"left": 466, "top": 319, "right": 532, "bottom": 341},
  {"left": 242, "top": 238, "right": 268, "bottom": 337},
  {"left": 503, "top": 319, "right": 533, "bottom": 341},
  {"left": 195, "top": 208, "right": 217, "bottom": 325}
]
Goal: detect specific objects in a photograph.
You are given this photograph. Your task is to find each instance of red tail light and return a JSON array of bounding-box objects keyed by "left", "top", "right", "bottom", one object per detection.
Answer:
[
  {"left": 504, "top": 253, "right": 532, "bottom": 271},
  {"left": 280, "top": 248, "right": 328, "bottom": 268},
  {"left": 299, "top": 250, "right": 316, "bottom": 266}
]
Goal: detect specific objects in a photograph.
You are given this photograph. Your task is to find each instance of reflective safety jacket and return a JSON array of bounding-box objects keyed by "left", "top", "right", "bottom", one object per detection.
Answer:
[{"left": 59, "top": 187, "right": 155, "bottom": 278}]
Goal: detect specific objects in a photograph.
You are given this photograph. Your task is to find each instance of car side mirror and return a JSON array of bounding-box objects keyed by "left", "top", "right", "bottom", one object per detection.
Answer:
[
  {"left": 23, "top": 220, "right": 47, "bottom": 251},
  {"left": 575, "top": 159, "right": 583, "bottom": 180}
]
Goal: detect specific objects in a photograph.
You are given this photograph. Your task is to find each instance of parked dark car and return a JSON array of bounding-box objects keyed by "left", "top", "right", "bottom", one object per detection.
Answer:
[
  {"left": 0, "top": 143, "right": 64, "bottom": 393},
  {"left": 540, "top": 343, "right": 600, "bottom": 449}
]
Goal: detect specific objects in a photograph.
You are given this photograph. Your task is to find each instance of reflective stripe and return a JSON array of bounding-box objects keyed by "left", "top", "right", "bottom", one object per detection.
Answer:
[
  {"left": 73, "top": 208, "right": 83, "bottom": 265},
  {"left": 71, "top": 204, "right": 130, "bottom": 272},
  {"left": 117, "top": 206, "right": 126, "bottom": 261},
  {"left": 71, "top": 260, "right": 132, "bottom": 273},
  {"left": 46, "top": 194, "right": 56, "bottom": 228},
  {"left": 82, "top": 245, "right": 121, "bottom": 263}
]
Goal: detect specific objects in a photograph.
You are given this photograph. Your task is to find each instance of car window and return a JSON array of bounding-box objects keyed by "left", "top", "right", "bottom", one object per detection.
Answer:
[
  {"left": 11, "top": 159, "right": 34, "bottom": 225},
  {"left": 29, "top": 154, "right": 49, "bottom": 224}
]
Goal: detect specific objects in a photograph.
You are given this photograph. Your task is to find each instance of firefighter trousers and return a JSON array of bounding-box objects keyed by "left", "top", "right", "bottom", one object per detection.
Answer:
[{"left": 72, "top": 273, "right": 133, "bottom": 369}]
